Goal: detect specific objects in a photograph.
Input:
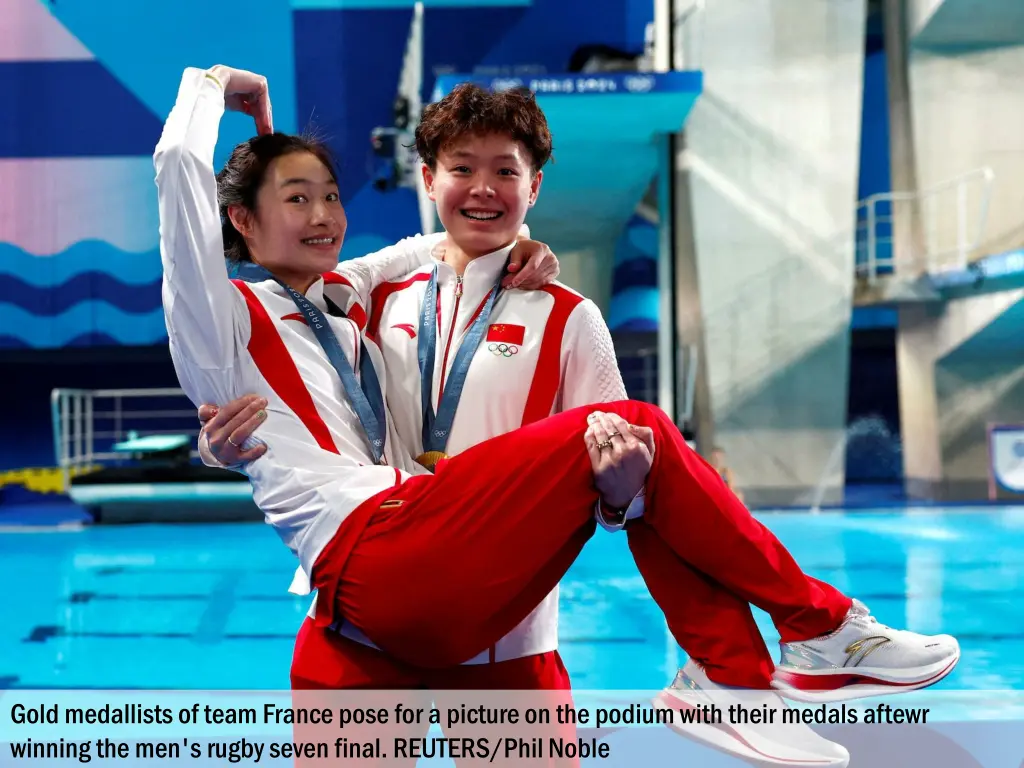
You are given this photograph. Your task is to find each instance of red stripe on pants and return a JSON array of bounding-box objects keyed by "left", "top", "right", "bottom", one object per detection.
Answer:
[{"left": 322, "top": 400, "right": 851, "bottom": 678}]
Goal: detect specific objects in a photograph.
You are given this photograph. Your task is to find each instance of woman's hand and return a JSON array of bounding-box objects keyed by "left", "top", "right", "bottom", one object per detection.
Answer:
[
  {"left": 502, "top": 239, "right": 560, "bottom": 290},
  {"left": 584, "top": 411, "right": 655, "bottom": 510},
  {"left": 209, "top": 65, "right": 274, "bottom": 135},
  {"left": 430, "top": 236, "right": 559, "bottom": 290},
  {"left": 198, "top": 394, "right": 268, "bottom": 467}
]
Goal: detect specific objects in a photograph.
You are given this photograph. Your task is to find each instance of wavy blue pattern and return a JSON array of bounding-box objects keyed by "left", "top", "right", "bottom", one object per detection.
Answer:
[
  {"left": 0, "top": 243, "right": 161, "bottom": 287},
  {"left": 0, "top": 274, "right": 160, "bottom": 315},
  {"left": 0, "top": 304, "right": 167, "bottom": 348},
  {"left": 613, "top": 257, "right": 657, "bottom": 292},
  {"left": 613, "top": 317, "right": 657, "bottom": 333},
  {"left": 609, "top": 287, "right": 659, "bottom": 332},
  {"left": 622, "top": 219, "right": 658, "bottom": 262},
  {"left": 0, "top": 332, "right": 129, "bottom": 350},
  {"left": 609, "top": 211, "right": 659, "bottom": 330}
]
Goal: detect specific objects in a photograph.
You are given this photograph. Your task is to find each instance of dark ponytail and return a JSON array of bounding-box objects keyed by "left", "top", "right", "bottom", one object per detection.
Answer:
[{"left": 216, "top": 132, "right": 340, "bottom": 264}]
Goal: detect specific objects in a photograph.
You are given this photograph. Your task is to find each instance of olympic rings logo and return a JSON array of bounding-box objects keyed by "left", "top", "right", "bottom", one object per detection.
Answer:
[{"left": 488, "top": 343, "right": 519, "bottom": 357}]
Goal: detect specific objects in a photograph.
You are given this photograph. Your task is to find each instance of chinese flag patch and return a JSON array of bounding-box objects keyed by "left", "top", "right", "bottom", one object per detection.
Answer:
[{"left": 486, "top": 324, "right": 525, "bottom": 345}]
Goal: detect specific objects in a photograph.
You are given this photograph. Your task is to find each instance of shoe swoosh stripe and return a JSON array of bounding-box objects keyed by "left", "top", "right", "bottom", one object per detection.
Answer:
[
  {"left": 656, "top": 693, "right": 840, "bottom": 765},
  {"left": 774, "top": 655, "right": 959, "bottom": 691},
  {"left": 844, "top": 635, "right": 891, "bottom": 667}
]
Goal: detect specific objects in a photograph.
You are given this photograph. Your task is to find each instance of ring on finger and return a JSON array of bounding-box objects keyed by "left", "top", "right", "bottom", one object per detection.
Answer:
[
  {"left": 227, "top": 436, "right": 241, "bottom": 448},
  {"left": 597, "top": 440, "right": 613, "bottom": 450}
]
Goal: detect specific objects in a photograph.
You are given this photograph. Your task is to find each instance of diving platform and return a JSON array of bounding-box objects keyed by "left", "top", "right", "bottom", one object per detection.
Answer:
[{"left": 855, "top": 248, "right": 1024, "bottom": 307}]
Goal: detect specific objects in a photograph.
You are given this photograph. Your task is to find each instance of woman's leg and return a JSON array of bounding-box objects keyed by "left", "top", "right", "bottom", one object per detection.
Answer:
[
  {"left": 612, "top": 404, "right": 853, "bottom": 642},
  {"left": 290, "top": 619, "right": 431, "bottom": 767},
  {"left": 291, "top": 616, "right": 425, "bottom": 690},
  {"left": 603, "top": 407, "right": 956, "bottom": 701},
  {"left": 626, "top": 520, "right": 776, "bottom": 688},
  {"left": 427, "top": 653, "right": 579, "bottom": 768},
  {"left": 329, "top": 400, "right": 847, "bottom": 668}
]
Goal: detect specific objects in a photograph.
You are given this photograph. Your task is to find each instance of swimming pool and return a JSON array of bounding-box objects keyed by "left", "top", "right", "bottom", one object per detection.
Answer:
[{"left": 2, "top": 506, "right": 1021, "bottom": 723}]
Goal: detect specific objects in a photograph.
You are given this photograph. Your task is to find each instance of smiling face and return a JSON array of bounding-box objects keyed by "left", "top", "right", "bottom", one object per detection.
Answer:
[
  {"left": 422, "top": 132, "right": 542, "bottom": 258},
  {"left": 414, "top": 83, "right": 553, "bottom": 259},
  {"left": 228, "top": 150, "right": 347, "bottom": 288}
]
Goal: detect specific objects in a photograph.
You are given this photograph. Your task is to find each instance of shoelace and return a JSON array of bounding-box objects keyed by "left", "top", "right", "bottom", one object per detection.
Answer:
[{"left": 851, "top": 606, "right": 896, "bottom": 634}]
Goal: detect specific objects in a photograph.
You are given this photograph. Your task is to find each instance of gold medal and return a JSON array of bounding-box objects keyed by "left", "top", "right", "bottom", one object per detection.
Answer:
[{"left": 415, "top": 451, "right": 449, "bottom": 472}]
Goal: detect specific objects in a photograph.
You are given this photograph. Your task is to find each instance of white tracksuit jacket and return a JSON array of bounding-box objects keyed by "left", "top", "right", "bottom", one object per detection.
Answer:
[
  {"left": 160, "top": 67, "right": 638, "bottom": 668},
  {"left": 340, "top": 248, "right": 629, "bottom": 663},
  {"left": 156, "top": 68, "right": 441, "bottom": 584}
]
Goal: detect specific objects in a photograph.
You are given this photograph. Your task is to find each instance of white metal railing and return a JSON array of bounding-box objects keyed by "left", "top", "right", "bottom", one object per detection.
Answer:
[
  {"left": 49, "top": 351, "right": 692, "bottom": 485},
  {"left": 856, "top": 166, "right": 994, "bottom": 284},
  {"left": 50, "top": 388, "right": 201, "bottom": 489}
]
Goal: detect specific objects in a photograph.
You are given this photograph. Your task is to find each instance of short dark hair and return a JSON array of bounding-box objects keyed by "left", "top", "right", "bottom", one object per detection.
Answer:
[
  {"left": 216, "top": 133, "right": 338, "bottom": 263},
  {"left": 414, "top": 83, "right": 553, "bottom": 173}
]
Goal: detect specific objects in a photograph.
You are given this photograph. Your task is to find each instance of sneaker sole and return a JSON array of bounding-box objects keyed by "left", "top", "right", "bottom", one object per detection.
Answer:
[
  {"left": 771, "top": 649, "right": 960, "bottom": 703},
  {"left": 653, "top": 692, "right": 849, "bottom": 767}
]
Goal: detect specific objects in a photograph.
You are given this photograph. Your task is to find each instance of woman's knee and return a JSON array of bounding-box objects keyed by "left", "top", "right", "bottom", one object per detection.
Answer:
[{"left": 634, "top": 400, "right": 675, "bottom": 428}]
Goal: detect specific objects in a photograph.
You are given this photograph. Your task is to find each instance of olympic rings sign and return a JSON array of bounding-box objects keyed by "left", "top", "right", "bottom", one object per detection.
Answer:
[{"left": 488, "top": 343, "right": 519, "bottom": 357}]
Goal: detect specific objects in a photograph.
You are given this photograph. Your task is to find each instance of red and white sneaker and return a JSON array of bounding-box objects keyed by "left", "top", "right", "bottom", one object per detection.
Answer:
[
  {"left": 656, "top": 660, "right": 849, "bottom": 767},
  {"left": 772, "top": 599, "right": 960, "bottom": 703}
]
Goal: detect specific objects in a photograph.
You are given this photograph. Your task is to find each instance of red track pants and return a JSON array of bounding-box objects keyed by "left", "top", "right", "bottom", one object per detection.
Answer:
[
  {"left": 290, "top": 624, "right": 579, "bottom": 767},
  {"left": 310, "top": 400, "right": 851, "bottom": 688}
]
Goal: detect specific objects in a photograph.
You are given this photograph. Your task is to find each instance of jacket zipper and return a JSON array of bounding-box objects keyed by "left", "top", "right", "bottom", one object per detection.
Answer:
[{"left": 437, "top": 274, "right": 463, "bottom": 402}]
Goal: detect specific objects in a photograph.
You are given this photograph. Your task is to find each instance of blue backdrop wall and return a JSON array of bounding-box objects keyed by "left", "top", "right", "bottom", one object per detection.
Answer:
[
  {"left": 1, "top": 0, "right": 652, "bottom": 350},
  {"left": 0, "top": 0, "right": 654, "bottom": 472}
]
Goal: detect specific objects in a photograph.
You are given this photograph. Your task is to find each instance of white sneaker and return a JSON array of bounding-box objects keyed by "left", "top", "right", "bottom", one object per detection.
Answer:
[
  {"left": 655, "top": 660, "right": 850, "bottom": 767},
  {"left": 773, "top": 599, "right": 960, "bottom": 703}
]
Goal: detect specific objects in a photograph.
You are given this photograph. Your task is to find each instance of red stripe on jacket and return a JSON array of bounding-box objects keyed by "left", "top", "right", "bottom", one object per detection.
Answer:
[
  {"left": 233, "top": 280, "right": 340, "bottom": 454},
  {"left": 521, "top": 286, "right": 583, "bottom": 426}
]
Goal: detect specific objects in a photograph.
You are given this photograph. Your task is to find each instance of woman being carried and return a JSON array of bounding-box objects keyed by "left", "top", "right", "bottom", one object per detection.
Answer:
[{"left": 156, "top": 64, "right": 959, "bottom": 768}]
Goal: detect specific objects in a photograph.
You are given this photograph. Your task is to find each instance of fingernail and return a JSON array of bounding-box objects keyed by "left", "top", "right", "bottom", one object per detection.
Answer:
[{"left": 257, "top": 410, "right": 267, "bottom": 420}]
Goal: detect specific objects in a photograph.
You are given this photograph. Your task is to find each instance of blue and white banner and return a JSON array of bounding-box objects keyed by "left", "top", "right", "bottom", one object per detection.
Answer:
[
  {"left": 433, "top": 71, "right": 702, "bottom": 100},
  {"left": 989, "top": 425, "right": 1024, "bottom": 493}
]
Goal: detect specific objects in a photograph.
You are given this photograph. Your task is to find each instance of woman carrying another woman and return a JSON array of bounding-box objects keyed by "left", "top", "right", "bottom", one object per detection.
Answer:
[{"left": 157, "top": 64, "right": 958, "bottom": 768}]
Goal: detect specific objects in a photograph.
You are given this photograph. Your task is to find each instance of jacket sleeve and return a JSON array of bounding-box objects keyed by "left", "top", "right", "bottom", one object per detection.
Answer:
[
  {"left": 558, "top": 298, "right": 628, "bottom": 410},
  {"left": 154, "top": 67, "right": 252, "bottom": 407},
  {"left": 557, "top": 298, "right": 645, "bottom": 531},
  {"left": 330, "top": 233, "right": 446, "bottom": 309}
]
